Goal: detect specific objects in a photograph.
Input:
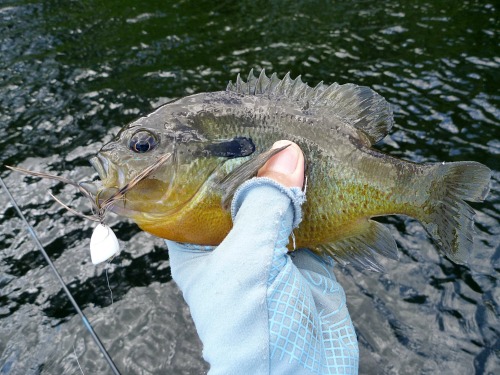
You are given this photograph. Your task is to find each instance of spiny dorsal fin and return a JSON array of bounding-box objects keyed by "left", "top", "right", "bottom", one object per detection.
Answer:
[{"left": 227, "top": 70, "right": 394, "bottom": 144}]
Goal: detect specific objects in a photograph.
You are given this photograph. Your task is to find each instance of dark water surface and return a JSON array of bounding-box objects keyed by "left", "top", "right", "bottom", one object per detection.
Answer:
[{"left": 1, "top": 1, "right": 498, "bottom": 374}]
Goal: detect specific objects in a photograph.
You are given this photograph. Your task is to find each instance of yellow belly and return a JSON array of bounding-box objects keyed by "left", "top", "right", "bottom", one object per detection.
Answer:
[{"left": 135, "top": 193, "right": 232, "bottom": 245}]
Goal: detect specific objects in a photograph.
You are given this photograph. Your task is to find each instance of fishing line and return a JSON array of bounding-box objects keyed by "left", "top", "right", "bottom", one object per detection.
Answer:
[
  {"left": 0, "top": 177, "right": 122, "bottom": 375},
  {"left": 105, "top": 265, "right": 114, "bottom": 306},
  {"left": 73, "top": 343, "right": 85, "bottom": 375}
]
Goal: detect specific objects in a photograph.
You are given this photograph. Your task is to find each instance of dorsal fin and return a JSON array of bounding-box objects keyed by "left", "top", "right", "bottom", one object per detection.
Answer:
[{"left": 227, "top": 70, "right": 394, "bottom": 144}]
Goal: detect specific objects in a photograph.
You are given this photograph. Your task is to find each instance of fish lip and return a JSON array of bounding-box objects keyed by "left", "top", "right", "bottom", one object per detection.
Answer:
[
  {"left": 79, "top": 180, "right": 101, "bottom": 195},
  {"left": 89, "top": 154, "right": 108, "bottom": 180}
]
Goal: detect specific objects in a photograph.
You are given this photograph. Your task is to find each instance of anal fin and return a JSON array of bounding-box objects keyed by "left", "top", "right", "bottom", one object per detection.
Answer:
[{"left": 317, "top": 219, "right": 398, "bottom": 272}]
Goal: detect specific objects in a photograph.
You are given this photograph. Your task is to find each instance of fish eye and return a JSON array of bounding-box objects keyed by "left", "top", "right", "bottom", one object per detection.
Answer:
[{"left": 129, "top": 130, "right": 159, "bottom": 153}]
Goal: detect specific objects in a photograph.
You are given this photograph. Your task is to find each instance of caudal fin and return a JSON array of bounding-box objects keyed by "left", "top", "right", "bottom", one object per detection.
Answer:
[{"left": 421, "top": 161, "right": 491, "bottom": 264}]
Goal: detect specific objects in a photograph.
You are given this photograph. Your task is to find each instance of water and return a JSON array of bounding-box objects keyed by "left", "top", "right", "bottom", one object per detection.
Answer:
[{"left": 1, "top": 0, "right": 498, "bottom": 373}]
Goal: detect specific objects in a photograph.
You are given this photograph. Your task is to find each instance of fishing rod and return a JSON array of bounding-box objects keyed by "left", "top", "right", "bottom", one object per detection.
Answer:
[{"left": 0, "top": 177, "right": 122, "bottom": 375}]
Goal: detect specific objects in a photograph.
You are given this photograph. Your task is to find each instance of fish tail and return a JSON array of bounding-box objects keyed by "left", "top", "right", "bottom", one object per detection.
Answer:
[{"left": 420, "top": 161, "right": 491, "bottom": 263}]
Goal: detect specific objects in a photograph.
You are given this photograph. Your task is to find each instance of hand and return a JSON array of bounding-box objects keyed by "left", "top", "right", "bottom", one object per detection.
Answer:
[{"left": 166, "top": 141, "right": 359, "bottom": 375}]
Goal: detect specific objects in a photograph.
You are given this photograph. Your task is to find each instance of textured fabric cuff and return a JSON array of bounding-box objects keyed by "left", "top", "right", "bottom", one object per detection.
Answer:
[{"left": 231, "top": 177, "right": 306, "bottom": 229}]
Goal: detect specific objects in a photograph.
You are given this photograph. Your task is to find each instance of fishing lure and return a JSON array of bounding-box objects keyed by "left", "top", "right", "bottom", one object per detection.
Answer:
[{"left": 6, "top": 152, "right": 172, "bottom": 264}]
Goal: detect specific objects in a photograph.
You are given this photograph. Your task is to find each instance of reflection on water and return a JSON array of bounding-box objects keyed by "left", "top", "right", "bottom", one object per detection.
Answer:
[{"left": 1, "top": 0, "right": 498, "bottom": 374}]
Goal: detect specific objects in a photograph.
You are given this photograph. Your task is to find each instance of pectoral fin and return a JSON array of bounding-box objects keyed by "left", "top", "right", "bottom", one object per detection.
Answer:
[
  {"left": 316, "top": 219, "right": 398, "bottom": 272},
  {"left": 218, "top": 144, "right": 290, "bottom": 209}
]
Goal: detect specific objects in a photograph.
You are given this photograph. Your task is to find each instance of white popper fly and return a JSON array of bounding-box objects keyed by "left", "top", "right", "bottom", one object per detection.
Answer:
[
  {"left": 7, "top": 153, "right": 173, "bottom": 266},
  {"left": 90, "top": 224, "right": 120, "bottom": 264}
]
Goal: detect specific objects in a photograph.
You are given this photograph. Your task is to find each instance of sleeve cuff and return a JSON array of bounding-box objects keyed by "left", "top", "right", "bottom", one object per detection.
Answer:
[{"left": 230, "top": 177, "right": 306, "bottom": 229}]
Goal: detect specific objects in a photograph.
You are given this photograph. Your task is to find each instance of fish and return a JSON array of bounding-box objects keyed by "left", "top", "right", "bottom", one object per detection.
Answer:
[{"left": 87, "top": 70, "right": 489, "bottom": 271}]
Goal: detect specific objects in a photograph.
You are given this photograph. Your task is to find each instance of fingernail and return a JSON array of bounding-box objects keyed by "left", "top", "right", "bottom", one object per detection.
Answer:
[{"left": 266, "top": 141, "right": 300, "bottom": 174}]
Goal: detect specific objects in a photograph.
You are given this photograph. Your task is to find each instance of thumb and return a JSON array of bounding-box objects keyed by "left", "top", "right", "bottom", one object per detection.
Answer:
[{"left": 257, "top": 140, "right": 305, "bottom": 188}]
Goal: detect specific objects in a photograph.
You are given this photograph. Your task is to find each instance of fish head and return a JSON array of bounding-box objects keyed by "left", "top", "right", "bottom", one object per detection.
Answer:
[
  {"left": 89, "top": 124, "right": 175, "bottom": 218},
  {"left": 89, "top": 101, "right": 256, "bottom": 222}
]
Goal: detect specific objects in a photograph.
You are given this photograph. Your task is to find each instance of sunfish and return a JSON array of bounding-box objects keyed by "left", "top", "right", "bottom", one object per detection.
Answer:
[{"left": 88, "top": 70, "right": 491, "bottom": 271}]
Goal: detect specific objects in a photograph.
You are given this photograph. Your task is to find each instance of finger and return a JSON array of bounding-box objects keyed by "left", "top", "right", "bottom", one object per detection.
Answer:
[{"left": 257, "top": 140, "right": 305, "bottom": 188}]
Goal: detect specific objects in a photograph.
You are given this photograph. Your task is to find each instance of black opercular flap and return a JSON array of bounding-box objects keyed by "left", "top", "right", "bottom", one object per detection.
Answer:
[{"left": 204, "top": 137, "right": 255, "bottom": 158}]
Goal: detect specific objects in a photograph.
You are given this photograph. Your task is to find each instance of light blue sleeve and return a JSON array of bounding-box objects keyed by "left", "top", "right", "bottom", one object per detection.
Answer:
[{"left": 166, "top": 177, "right": 358, "bottom": 375}]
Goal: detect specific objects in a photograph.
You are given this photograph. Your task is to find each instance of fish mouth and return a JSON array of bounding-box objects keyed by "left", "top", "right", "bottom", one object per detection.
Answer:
[
  {"left": 87, "top": 152, "right": 180, "bottom": 218},
  {"left": 77, "top": 155, "right": 111, "bottom": 196},
  {"left": 88, "top": 154, "right": 137, "bottom": 217},
  {"left": 90, "top": 154, "right": 109, "bottom": 181},
  {"left": 89, "top": 154, "right": 128, "bottom": 188}
]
